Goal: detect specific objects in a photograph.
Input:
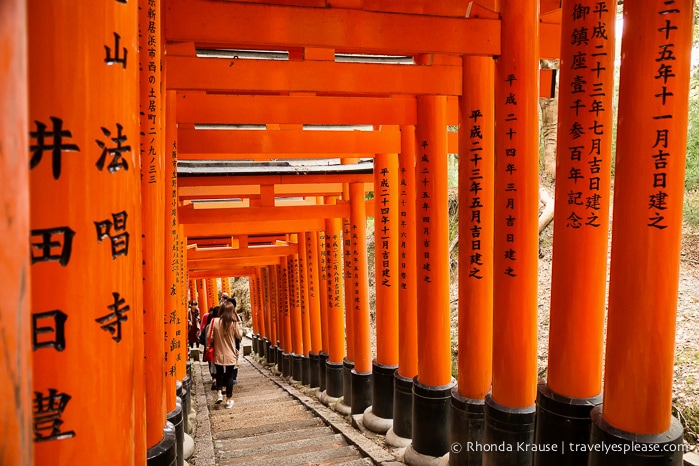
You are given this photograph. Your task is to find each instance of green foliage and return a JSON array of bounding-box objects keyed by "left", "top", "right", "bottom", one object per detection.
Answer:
[
  {"left": 686, "top": 71, "right": 699, "bottom": 191},
  {"left": 684, "top": 190, "right": 699, "bottom": 226},
  {"left": 448, "top": 154, "right": 459, "bottom": 188}
]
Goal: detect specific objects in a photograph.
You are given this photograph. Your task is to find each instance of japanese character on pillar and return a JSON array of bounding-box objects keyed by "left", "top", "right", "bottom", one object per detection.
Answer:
[
  {"left": 646, "top": 2, "right": 682, "bottom": 230},
  {"left": 33, "top": 388, "right": 75, "bottom": 442},
  {"left": 32, "top": 310, "right": 68, "bottom": 351},
  {"left": 95, "top": 210, "right": 130, "bottom": 258},
  {"left": 104, "top": 32, "right": 127, "bottom": 69},
  {"left": 379, "top": 166, "right": 392, "bottom": 287},
  {"left": 468, "top": 108, "right": 486, "bottom": 280},
  {"left": 29, "top": 117, "right": 80, "bottom": 180},
  {"left": 419, "top": 139, "right": 432, "bottom": 283},
  {"left": 95, "top": 123, "right": 130, "bottom": 173},
  {"left": 30, "top": 227, "right": 76, "bottom": 267},
  {"left": 95, "top": 292, "right": 130, "bottom": 343}
]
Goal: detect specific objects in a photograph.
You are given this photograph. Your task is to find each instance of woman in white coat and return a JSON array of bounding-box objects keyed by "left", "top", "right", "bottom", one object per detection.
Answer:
[{"left": 209, "top": 300, "right": 243, "bottom": 408}]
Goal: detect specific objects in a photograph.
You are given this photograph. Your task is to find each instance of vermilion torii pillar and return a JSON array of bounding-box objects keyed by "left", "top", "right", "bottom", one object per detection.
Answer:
[
  {"left": 349, "top": 182, "right": 373, "bottom": 416},
  {"left": 535, "top": 2, "right": 616, "bottom": 465},
  {"left": 405, "top": 95, "right": 455, "bottom": 463},
  {"left": 317, "top": 226, "right": 331, "bottom": 393},
  {"left": 364, "top": 152, "right": 400, "bottom": 434},
  {"left": 275, "top": 263, "right": 285, "bottom": 370},
  {"left": 484, "top": 0, "right": 540, "bottom": 463},
  {"left": 298, "top": 235, "right": 312, "bottom": 384},
  {"left": 248, "top": 274, "right": 258, "bottom": 354},
  {"left": 197, "top": 279, "right": 208, "bottom": 315},
  {"left": 257, "top": 268, "right": 268, "bottom": 359},
  {"left": 251, "top": 272, "right": 264, "bottom": 357},
  {"left": 221, "top": 277, "right": 231, "bottom": 299},
  {"left": 261, "top": 266, "right": 274, "bottom": 364},
  {"left": 188, "top": 280, "right": 196, "bottom": 305},
  {"left": 164, "top": 90, "right": 185, "bottom": 466},
  {"left": 450, "top": 55, "right": 495, "bottom": 466},
  {"left": 28, "top": 1, "right": 144, "bottom": 463},
  {"left": 341, "top": 158, "right": 359, "bottom": 414},
  {"left": 264, "top": 266, "right": 275, "bottom": 366},
  {"left": 323, "top": 197, "right": 346, "bottom": 404},
  {"left": 589, "top": 2, "right": 693, "bottom": 464},
  {"left": 279, "top": 259, "right": 293, "bottom": 377},
  {"left": 386, "top": 125, "right": 419, "bottom": 448},
  {"left": 206, "top": 276, "right": 217, "bottom": 309},
  {"left": 289, "top": 253, "right": 305, "bottom": 382},
  {"left": 305, "top": 231, "right": 323, "bottom": 388},
  {"left": 139, "top": 0, "right": 176, "bottom": 463},
  {"left": 0, "top": 2, "right": 32, "bottom": 463},
  {"left": 340, "top": 211, "right": 355, "bottom": 415},
  {"left": 271, "top": 264, "right": 282, "bottom": 370},
  {"left": 177, "top": 224, "right": 190, "bottom": 441}
]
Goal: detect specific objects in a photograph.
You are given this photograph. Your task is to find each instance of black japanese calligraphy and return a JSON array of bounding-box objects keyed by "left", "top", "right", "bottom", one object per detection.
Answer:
[
  {"left": 30, "top": 227, "right": 76, "bottom": 267},
  {"left": 96, "top": 124, "right": 130, "bottom": 173},
  {"left": 32, "top": 310, "right": 68, "bottom": 351},
  {"left": 33, "top": 389, "right": 75, "bottom": 442},
  {"left": 104, "top": 32, "right": 127, "bottom": 68},
  {"left": 95, "top": 292, "right": 130, "bottom": 343},
  {"left": 95, "top": 211, "right": 129, "bottom": 258},
  {"left": 29, "top": 117, "right": 80, "bottom": 180}
]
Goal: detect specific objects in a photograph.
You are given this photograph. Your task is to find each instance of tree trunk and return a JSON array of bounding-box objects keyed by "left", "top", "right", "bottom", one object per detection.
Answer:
[{"left": 539, "top": 59, "right": 559, "bottom": 181}]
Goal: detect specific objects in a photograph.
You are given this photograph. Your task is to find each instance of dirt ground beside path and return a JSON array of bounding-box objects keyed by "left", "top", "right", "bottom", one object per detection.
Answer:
[{"left": 536, "top": 221, "right": 699, "bottom": 448}]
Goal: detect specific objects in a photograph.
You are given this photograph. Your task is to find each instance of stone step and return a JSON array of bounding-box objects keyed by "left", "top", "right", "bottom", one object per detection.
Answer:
[
  {"left": 219, "top": 444, "right": 362, "bottom": 466},
  {"left": 214, "top": 417, "right": 324, "bottom": 440},
  {"left": 327, "top": 455, "right": 377, "bottom": 465},
  {"left": 193, "top": 354, "right": 375, "bottom": 466},
  {"left": 218, "top": 432, "right": 350, "bottom": 462},
  {"left": 214, "top": 424, "right": 338, "bottom": 450}
]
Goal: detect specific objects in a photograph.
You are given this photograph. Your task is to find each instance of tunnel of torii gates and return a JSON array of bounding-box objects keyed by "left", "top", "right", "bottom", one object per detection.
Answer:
[{"left": 0, "top": 0, "right": 694, "bottom": 465}]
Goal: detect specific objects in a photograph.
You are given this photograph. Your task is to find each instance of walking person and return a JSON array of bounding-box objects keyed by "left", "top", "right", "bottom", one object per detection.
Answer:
[
  {"left": 188, "top": 304, "right": 200, "bottom": 349},
  {"left": 202, "top": 305, "right": 220, "bottom": 390},
  {"left": 209, "top": 300, "right": 243, "bottom": 408}
]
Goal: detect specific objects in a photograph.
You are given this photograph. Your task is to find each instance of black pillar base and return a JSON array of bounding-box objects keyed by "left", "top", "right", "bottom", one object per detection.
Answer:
[
  {"left": 301, "top": 355, "right": 311, "bottom": 385},
  {"left": 319, "top": 352, "right": 329, "bottom": 392},
  {"left": 166, "top": 398, "right": 184, "bottom": 466},
  {"left": 449, "top": 387, "right": 485, "bottom": 466},
  {"left": 282, "top": 353, "right": 291, "bottom": 378},
  {"left": 268, "top": 345, "right": 277, "bottom": 367},
  {"left": 482, "top": 394, "right": 536, "bottom": 466},
  {"left": 292, "top": 354, "right": 303, "bottom": 382},
  {"left": 343, "top": 359, "right": 354, "bottom": 406},
  {"left": 534, "top": 383, "right": 601, "bottom": 466},
  {"left": 411, "top": 376, "right": 456, "bottom": 458},
  {"left": 351, "top": 369, "right": 372, "bottom": 415},
  {"left": 181, "top": 374, "right": 191, "bottom": 434},
  {"left": 309, "top": 352, "right": 320, "bottom": 388},
  {"left": 252, "top": 334, "right": 259, "bottom": 355},
  {"left": 263, "top": 338, "right": 271, "bottom": 365},
  {"left": 588, "top": 405, "right": 683, "bottom": 466},
  {"left": 146, "top": 422, "right": 177, "bottom": 466},
  {"left": 372, "top": 361, "right": 397, "bottom": 419},
  {"left": 276, "top": 345, "right": 283, "bottom": 373},
  {"left": 392, "top": 372, "right": 414, "bottom": 439},
  {"left": 326, "top": 360, "right": 344, "bottom": 398}
]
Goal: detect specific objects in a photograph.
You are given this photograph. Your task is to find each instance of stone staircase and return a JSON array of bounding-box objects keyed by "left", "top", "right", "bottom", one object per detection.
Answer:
[{"left": 193, "top": 356, "right": 378, "bottom": 466}]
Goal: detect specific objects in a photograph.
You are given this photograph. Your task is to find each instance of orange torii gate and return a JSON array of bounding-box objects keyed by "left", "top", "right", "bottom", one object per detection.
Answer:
[{"left": 3, "top": 1, "right": 695, "bottom": 465}]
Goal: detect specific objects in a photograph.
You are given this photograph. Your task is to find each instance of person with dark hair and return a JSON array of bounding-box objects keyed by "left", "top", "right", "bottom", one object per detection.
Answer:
[
  {"left": 202, "top": 305, "right": 220, "bottom": 390},
  {"left": 209, "top": 300, "right": 243, "bottom": 408},
  {"left": 187, "top": 305, "right": 200, "bottom": 349}
]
